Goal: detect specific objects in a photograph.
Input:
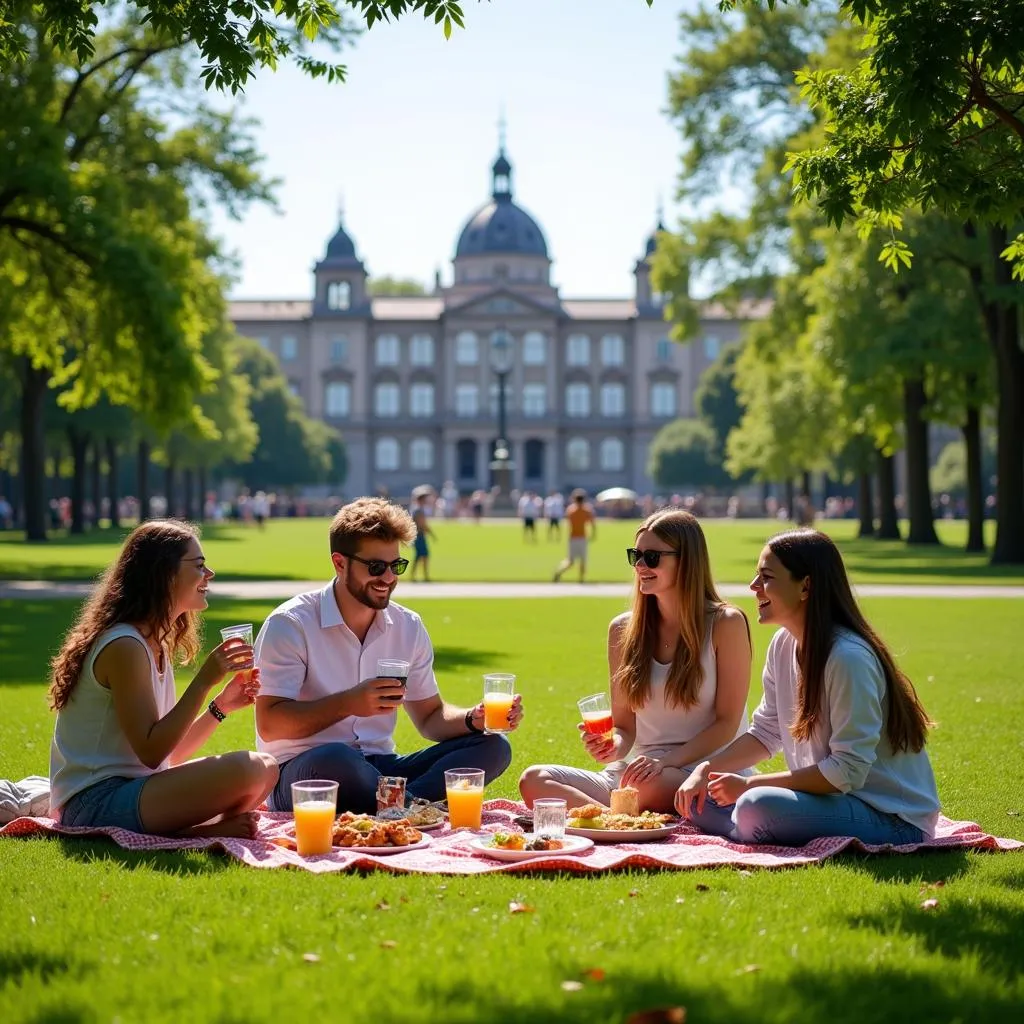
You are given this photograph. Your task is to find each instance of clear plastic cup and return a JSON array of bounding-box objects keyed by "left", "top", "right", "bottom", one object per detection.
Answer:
[
  {"left": 533, "top": 798, "right": 567, "bottom": 838},
  {"left": 483, "top": 673, "right": 516, "bottom": 734},
  {"left": 291, "top": 779, "right": 338, "bottom": 856}
]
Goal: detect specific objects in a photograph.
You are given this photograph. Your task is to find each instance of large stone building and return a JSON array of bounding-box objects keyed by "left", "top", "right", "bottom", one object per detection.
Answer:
[{"left": 229, "top": 147, "right": 766, "bottom": 498}]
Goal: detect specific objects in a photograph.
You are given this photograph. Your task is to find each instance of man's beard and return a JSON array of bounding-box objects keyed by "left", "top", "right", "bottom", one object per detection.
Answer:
[{"left": 346, "top": 574, "right": 392, "bottom": 610}]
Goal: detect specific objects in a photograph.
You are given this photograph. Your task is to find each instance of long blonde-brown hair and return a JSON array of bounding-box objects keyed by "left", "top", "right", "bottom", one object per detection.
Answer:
[
  {"left": 49, "top": 520, "right": 203, "bottom": 710},
  {"left": 616, "top": 509, "right": 739, "bottom": 710},
  {"left": 768, "top": 529, "right": 931, "bottom": 752}
]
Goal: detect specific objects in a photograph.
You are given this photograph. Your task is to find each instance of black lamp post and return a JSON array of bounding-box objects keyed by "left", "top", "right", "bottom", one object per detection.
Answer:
[{"left": 489, "top": 327, "right": 516, "bottom": 508}]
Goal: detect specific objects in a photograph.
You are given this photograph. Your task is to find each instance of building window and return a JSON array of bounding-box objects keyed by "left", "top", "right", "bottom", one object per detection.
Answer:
[
  {"left": 329, "top": 335, "right": 348, "bottom": 365},
  {"left": 280, "top": 335, "right": 298, "bottom": 361},
  {"left": 566, "top": 383, "right": 591, "bottom": 417},
  {"left": 600, "top": 382, "right": 625, "bottom": 418},
  {"left": 523, "top": 331, "right": 546, "bottom": 365},
  {"left": 410, "top": 334, "right": 434, "bottom": 366},
  {"left": 327, "top": 281, "right": 351, "bottom": 311},
  {"left": 455, "top": 331, "right": 478, "bottom": 365},
  {"left": 455, "top": 384, "right": 479, "bottom": 417},
  {"left": 655, "top": 337, "right": 673, "bottom": 363},
  {"left": 651, "top": 382, "right": 677, "bottom": 418},
  {"left": 256, "top": 336, "right": 270, "bottom": 349},
  {"left": 703, "top": 334, "right": 721, "bottom": 361},
  {"left": 522, "top": 383, "right": 546, "bottom": 417},
  {"left": 566, "top": 437, "right": 590, "bottom": 472},
  {"left": 524, "top": 439, "right": 544, "bottom": 479},
  {"left": 410, "top": 382, "right": 435, "bottom": 417},
  {"left": 375, "top": 334, "right": 400, "bottom": 366},
  {"left": 375, "top": 437, "right": 399, "bottom": 471},
  {"left": 601, "top": 334, "right": 625, "bottom": 367},
  {"left": 600, "top": 437, "right": 625, "bottom": 471},
  {"left": 567, "top": 334, "right": 590, "bottom": 366},
  {"left": 457, "top": 438, "right": 477, "bottom": 478},
  {"left": 410, "top": 438, "right": 434, "bottom": 471},
  {"left": 324, "top": 381, "right": 350, "bottom": 417},
  {"left": 374, "top": 382, "right": 400, "bottom": 417}
]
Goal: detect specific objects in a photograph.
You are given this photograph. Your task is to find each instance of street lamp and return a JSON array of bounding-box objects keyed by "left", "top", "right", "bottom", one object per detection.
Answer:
[{"left": 489, "top": 326, "right": 516, "bottom": 509}]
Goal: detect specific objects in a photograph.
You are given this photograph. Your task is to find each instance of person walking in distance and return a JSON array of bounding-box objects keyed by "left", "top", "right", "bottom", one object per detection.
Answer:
[
  {"left": 410, "top": 493, "right": 436, "bottom": 581},
  {"left": 553, "top": 489, "right": 596, "bottom": 583}
]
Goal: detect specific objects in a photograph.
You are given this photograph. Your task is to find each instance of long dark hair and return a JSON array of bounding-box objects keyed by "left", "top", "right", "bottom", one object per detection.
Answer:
[
  {"left": 768, "top": 529, "right": 931, "bottom": 753},
  {"left": 617, "top": 510, "right": 746, "bottom": 710},
  {"left": 49, "top": 520, "right": 202, "bottom": 710}
]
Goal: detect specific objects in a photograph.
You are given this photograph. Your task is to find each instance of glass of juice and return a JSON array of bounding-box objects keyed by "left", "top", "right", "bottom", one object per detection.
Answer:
[
  {"left": 220, "top": 623, "right": 255, "bottom": 673},
  {"left": 482, "top": 673, "right": 516, "bottom": 734},
  {"left": 444, "top": 768, "right": 485, "bottom": 830},
  {"left": 291, "top": 779, "right": 338, "bottom": 856},
  {"left": 578, "top": 693, "right": 614, "bottom": 740}
]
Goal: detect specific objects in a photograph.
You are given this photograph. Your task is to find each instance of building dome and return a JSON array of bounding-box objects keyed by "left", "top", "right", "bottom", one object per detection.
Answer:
[
  {"left": 318, "top": 215, "right": 362, "bottom": 269},
  {"left": 454, "top": 148, "right": 549, "bottom": 259}
]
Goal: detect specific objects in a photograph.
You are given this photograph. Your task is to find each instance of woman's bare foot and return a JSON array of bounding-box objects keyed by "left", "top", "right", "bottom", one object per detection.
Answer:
[{"left": 185, "top": 811, "right": 260, "bottom": 839}]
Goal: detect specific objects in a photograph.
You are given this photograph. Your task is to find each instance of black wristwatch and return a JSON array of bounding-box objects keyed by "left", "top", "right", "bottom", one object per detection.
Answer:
[{"left": 465, "top": 709, "right": 483, "bottom": 734}]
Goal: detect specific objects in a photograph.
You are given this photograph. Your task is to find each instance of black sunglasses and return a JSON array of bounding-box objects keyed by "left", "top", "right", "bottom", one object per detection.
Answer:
[
  {"left": 626, "top": 548, "right": 680, "bottom": 569},
  {"left": 346, "top": 553, "right": 410, "bottom": 577}
]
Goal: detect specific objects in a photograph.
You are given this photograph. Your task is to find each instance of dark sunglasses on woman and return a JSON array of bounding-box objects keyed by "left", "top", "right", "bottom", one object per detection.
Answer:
[
  {"left": 346, "top": 553, "right": 410, "bottom": 576},
  {"left": 625, "top": 547, "right": 680, "bottom": 569}
]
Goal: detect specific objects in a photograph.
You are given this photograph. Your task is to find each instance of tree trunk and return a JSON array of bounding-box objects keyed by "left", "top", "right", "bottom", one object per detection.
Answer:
[
  {"left": 902, "top": 377, "right": 940, "bottom": 545},
  {"left": 784, "top": 479, "right": 795, "bottom": 520},
  {"left": 196, "top": 467, "right": 207, "bottom": 523},
  {"left": 67, "top": 425, "right": 89, "bottom": 536},
  {"left": 165, "top": 458, "right": 177, "bottom": 519},
  {"left": 987, "top": 226, "right": 1024, "bottom": 564},
  {"left": 19, "top": 358, "right": 48, "bottom": 542},
  {"left": 801, "top": 470, "right": 812, "bottom": 502},
  {"left": 962, "top": 403, "right": 986, "bottom": 554},
  {"left": 137, "top": 439, "right": 151, "bottom": 522},
  {"left": 876, "top": 450, "right": 901, "bottom": 540},
  {"left": 183, "top": 468, "right": 195, "bottom": 521},
  {"left": 90, "top": 437, "right": 102, "bottom": 529},
  {"left": 857, "top": 471, "right": 875, "bottom": 538},
  {"left": 106, "top": 438, "right": 121, "bottom": 529}
]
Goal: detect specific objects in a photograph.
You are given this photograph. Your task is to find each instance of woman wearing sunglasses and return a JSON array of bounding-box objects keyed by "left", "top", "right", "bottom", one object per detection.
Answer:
[
  {"left": 49, "top": 520, "right": 278, "bottom": 837},
  {"left": 675, "top": 529, "right": 939, "bottom": 845},
  {"left": 520, "top": 509, "right": 752, "bottom": 814}
]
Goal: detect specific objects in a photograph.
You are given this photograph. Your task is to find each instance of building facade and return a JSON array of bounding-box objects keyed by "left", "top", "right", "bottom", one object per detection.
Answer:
[{"left": 229, "top": 148, "right": 766, "bottom": 498}]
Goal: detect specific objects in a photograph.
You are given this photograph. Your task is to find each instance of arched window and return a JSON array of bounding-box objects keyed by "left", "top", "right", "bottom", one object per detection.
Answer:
[
  {"left": 375, "top": 334, "right": 400, "bottom": 366},
  {"left": 650, "top": 382, "right": 677, "bottom": 418},
  {"left": 410, "top": 334, "right": 435, "bottom": 366},
  {"left": 455, "top": 331, "right": 478, "bottom": 365},
  {"left": 410, "top": 438, "right": 434, "bottom": 471},
  {"left": 567, "top": 334, "right": 590, "bottom": 366},
  {"left": 375, "top": 437, "right": 399, "bottom": 471},
  {"left": 522, "top": 384, "right": 546, "bottom": 417},
  {"left": 565, "top": 383, "right": 591, "bottom": 417},
  {"left": 600, "top": 382, "right": 625, "bottom": 417},
  {"left": 600, "top": 334, "right": 625, "bottom": 366},
  {"left": 410, "top": 383, "right": 435, "bottom": 417},
  {"left": 374, "top": 382, "right": 400, "bottom": 417},
  {"left": 600, "top": 437, "right": 624, "bottom": 472},
  {"left": 324, "top": 381, "right": 350, "bottom": 418},
  {"left": 456, "top": 384, "right": 478, "bottom": 417},
  {"left": 523, "top": 331, "right": 546, "bottom": 365},
  {"left": 327, "top": 281, "right": 351, "bottom": 310},
  {"left": 566, "top": 437, "right": 590, "bottom": 472}
]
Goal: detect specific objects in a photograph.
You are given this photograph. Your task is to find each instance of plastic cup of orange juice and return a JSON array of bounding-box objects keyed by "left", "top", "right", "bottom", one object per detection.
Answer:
[
  {"left": 444, "top": 768, "right": 485, "bottom": 830},
  {"left": 291, "top": 779, "right": 338, "bottom": 856},
  {"left": 578, "top": 692, "right": 613, "bottom": 740},
  {"left": 482, "top": 673, "right": 516, "bottom": 734},
  {"left": 220, "top": 623, "right": 255, "bottom": 671}
]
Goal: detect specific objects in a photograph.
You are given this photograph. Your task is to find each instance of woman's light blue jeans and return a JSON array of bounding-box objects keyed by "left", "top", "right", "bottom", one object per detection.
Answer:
[{"left": 690, "top": 786, "right": 924, "bottom": 847}]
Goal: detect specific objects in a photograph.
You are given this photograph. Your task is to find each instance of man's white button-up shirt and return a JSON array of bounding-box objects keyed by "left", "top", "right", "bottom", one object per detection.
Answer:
[{"left": 254, "top": 580, "right": 440, "bottom": 761}]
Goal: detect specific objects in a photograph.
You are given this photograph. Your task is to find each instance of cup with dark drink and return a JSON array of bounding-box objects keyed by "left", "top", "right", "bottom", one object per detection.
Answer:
[{"left": 377, "top": 658, "right": 410, "bottom": 703}]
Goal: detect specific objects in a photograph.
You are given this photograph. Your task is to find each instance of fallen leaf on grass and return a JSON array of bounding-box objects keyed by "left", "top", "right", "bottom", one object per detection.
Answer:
[
  {"left": 920, "top": 898, "right": 940, "bottom": 911},
  {"left": 560, "top": 981, "right": 584, "bottom": 992},
  {"left": 376, "top": 900, "right": 391, "bottom": 911},
  {"left": 625, "top": 1007, "right": 686, "bottom": 1024},
  {"left": 695, "top": 884, "right": 710, "bottom": 892},
  {"left": 628, "top": 889, "right": 641, "bottom": 898},
  {"left": 380, "top": 940, "right": 397, "bottom": 949},
  {"left": 509, "top": 901, "right": 535, "bottom": 914},
  {"left": 581, "top": 968, "right": 606, "bottom": 982},
  {"left": 302, "top": 953, "right": 320, "bottom": 963},
  {"left": 736, "top": 964, "right": 761, "bottom": 975}
]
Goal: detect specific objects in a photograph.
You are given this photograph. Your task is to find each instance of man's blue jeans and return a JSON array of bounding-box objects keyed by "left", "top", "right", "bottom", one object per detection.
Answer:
[
  {"left": 690, "top": 786, "right": 924, "bottom": 847},
  {"left": 268, "top": 732, "right": 512, "bottom": 813}
]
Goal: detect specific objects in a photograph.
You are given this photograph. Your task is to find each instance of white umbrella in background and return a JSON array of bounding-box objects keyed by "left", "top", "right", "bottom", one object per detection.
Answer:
[
  {"left": 411, "top": 484, "right": 435, "bottom": 499},
  {"left": 596, "top": 487, "right": 638, "bottom": 503}
]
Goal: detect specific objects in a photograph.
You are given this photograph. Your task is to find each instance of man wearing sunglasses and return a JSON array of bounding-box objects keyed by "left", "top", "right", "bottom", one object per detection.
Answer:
[{"left": 253, "top": 497, "right": 521, "bottom": 813}]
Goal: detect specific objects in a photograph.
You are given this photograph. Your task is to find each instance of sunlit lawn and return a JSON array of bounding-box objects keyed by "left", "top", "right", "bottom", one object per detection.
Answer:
[
  {"left": 1, "top": 516, "right": 1019, "bottom": 586},
  {"left": 2, "top": 595, "right": 1022, "bottom": 1023}
]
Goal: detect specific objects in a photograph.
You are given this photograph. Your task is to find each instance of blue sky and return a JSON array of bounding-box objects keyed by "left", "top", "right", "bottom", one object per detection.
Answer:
[{"left": 210, "top": 0, "right": 702, "bottom": 300}]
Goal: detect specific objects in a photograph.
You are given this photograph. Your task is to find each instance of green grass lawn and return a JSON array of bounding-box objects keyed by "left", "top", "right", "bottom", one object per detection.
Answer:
[
  {"left": 1, "top": 516, "right": 1021, "bottom": 585},
  {"left": 2, "top": 595, "right": 1022, "bottom": 1023}
]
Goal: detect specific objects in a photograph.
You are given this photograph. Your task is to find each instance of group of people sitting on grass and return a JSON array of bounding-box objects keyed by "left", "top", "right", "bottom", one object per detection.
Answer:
[{"left": 48, "top": 497, "right": 940, "bottom": 847}]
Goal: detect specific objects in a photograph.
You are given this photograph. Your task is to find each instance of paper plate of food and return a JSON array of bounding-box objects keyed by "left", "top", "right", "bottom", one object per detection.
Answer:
[
  {"left": 469, "top": 832, "right": 595, "bottom": 862},
  {"left": 331, "top": 812, "right": 432, "bottom": 854},
  {"left": 565, "top": 789, "right": 680, "bottom": 842}
]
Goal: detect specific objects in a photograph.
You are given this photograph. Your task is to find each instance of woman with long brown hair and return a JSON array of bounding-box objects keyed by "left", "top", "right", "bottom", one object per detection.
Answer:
[
  {"left": 676, "top": 529, "right": 940, "bottom": 845},
  {"left": 520, "top": 509, "right": 752, "bottom": 813},
  {"left": 49, "top": 520, "right": 278, "bottom": 837}
]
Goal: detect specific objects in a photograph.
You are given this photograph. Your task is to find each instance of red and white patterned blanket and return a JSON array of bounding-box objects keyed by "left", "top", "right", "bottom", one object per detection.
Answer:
[{"left": 2, "top": 799, "right": 1019, "bottom": 874}]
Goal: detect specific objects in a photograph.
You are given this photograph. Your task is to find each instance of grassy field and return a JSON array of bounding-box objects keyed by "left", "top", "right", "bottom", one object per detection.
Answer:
[
  {"left": 2, "top": 595, "right": 1022, "bottom": 1023},
  {"left": 1, "top": 516, "right": 1021, "bottom": 586}
]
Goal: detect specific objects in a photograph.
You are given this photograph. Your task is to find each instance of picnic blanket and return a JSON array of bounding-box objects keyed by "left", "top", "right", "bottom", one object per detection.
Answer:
[{"left": 2, "top": 799, "right": 1019, "bottom": 874}]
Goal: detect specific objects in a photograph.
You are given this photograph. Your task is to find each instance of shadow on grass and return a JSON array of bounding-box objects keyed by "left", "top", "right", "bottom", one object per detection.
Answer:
[
  {"left": 55, "top": 837, "right": 232, "bottom": 877},
  {"left": 432, "top": 645, "right": 501, "bottom": 675},
  {"left": 0, "top": 949, "right": 88, "bottom": 986},
  {"left": 0, "top": 600, "right": 78, "bottom": 685},
  {"left": 837, "top": 848, "right": 974, "bottom": 885}
]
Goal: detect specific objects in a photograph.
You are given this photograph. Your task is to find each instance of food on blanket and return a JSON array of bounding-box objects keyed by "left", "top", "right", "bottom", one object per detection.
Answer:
[
  {"left": 332, "top": 812, "right": 423, "bottom": 849},
  {"left": 271, "top": 835, "right": 297, "bottom": 850},
  {"left": 490, "top": 832, "right": 527, "bottom": 850},
  {"left": 567, "top": 804, "right": 608, "bottom": 829},
  {"left": 524, "top": 835, "right": 565, "bottom": 852},
  {"left": 610, "top": 786, "right": 640, "bottom": 816}
]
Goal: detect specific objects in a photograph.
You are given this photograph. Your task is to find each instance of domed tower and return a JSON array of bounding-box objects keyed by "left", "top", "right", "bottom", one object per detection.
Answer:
[
  {"left": 313, "top": 210, "right": 368, "bottom": 315},
  {"left": 634, "top": 213, "right": 670, "bottom": 311},
  {"left": 450, "top": 145, "right": 554, "bottom": 296}
]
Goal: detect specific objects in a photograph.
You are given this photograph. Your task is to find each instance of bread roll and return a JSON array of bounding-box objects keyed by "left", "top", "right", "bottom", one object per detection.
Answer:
[{"left": 610, "top": 786, "right": 639, "bottom": 816}]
